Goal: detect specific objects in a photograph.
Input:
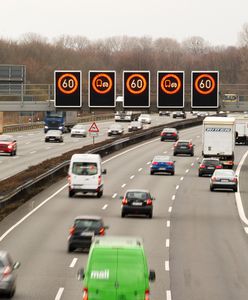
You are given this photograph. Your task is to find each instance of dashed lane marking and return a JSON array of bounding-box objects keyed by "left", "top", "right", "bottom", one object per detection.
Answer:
[
  {"left": 166, "top": 239, "right": 170, "bottom": 248},
  {"left": 172, "top": 195, "right": 175, "bottom": 201},
  {"left": 166, "top": 220, "right": 170, "bottom": 228},
  {"left": 121, "top": 184, "right": 126, "bottom": 188},
  {"left": 112, "top": 193, "right": 117, "bottom": 199},
  {"left": 69, "top": 258, "right": 78, "bottom": 268},
  {"left": 176, "top": 185, "right": 179, "bottom": 190},
  {"left": 102, "top": 204, "right": 108, "bottom": 210},
  {"left": 166, "top": 290, "right": 172, "bottom": 300},
  {"left": 168, "top": 206, "right": 172, "bottom": 213},
  {"left": 130, "top": 175, "right": 135, "bottom": 179},
  {"left": 138, "top": 168, "right": 143, "bottom": 172},
  {"left": 55, "top": 288, "right": 64, "bottom": 300},
  {"left": 165, "top": 261, "right": 170, "bottom": 271}
]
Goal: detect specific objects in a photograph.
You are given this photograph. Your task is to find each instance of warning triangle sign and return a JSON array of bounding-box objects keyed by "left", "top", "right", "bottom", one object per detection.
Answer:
[{"left": 88, "top": 121, "right": 99, "bottom": 133}]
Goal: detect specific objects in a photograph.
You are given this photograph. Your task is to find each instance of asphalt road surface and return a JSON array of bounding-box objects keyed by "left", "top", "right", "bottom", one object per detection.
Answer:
[{"left": 0, "top": 125, "right": 247, "bottom": 300}]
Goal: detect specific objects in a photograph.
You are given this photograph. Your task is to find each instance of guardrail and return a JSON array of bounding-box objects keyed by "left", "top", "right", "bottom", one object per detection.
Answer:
[
  {"left": 3, "top": 113, "right": 114, "bottom": 133},
  {"left": 0, "top": 117, "right": 203, "bottom": 210}
]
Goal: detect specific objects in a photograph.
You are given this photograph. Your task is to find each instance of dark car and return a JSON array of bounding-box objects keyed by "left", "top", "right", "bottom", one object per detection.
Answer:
[
  {"left": 120, "top": 189, "right": 155, "bottom": 219},
  {"left": 128, "top": 121, "right": 143, "bottom": 132},
  {"left": 172, "top": 111, "right": 186, "bottom": 119},
  {"left": 198, "top": 158, "right": 223, "bottom": 177},
  {"left": 107, "top": 124, "right": 124, "bottom": 136},
  {"left": 150, "top": 155, "right": 175, "bottom": 175},
  {"left": 173, "top": 140, "right": 194, "bottom": 156},
  {"left": 159, "top": 111, "right": 170, "bottom": 116},
  {"left": 68, "top": 216, "right": 108, "bottom": 252},
  {"left": 0, "top": 251, "right": 20, "bottom": 298},
  {"left": 210, "top": 169, "right": 238, "bottom": 192},
  {"left": 0, "top": 135, "right": 17, "bottom": 156},
  {"left": 45, "top": 130, "right": 63, "bottom": 143},
  {"left": 160, "top": 128, "right": 179, "bottom": 141}
]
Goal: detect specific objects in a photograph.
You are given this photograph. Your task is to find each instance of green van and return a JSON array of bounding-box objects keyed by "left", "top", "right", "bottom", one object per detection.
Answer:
[{"left": 78, "top": 236, "right": 156, "bottom": 300}]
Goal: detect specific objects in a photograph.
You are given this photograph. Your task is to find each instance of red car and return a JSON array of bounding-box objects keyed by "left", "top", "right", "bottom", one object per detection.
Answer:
[{"left": 0, "top": 135, "right": 17, "bottom": 156}]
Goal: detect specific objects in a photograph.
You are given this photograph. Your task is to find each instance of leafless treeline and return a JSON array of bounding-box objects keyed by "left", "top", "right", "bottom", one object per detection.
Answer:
[{"left": 0, "top": 23, "right": 248, "bottom": 91}]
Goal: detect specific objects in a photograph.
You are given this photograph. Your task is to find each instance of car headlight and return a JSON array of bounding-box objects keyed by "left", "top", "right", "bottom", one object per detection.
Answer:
[
  {"left": 118, "top": 130, "right": 122, "bottom": 133},
  {"left": 108, "top": 129, "right": 111, "bottom": 132},
  {"left": 8, "top": 144, "right": 13, "bottom": 149},
  {"left": 44, "top": 126, "right": 48, "bottom": 129},
  {"left": 59, "top": 126, "right": 63, "bottom": 129}
]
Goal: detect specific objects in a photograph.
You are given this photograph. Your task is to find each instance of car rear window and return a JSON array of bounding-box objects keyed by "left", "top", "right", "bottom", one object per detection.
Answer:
[
  {"left": 204, "top": 160, "right": 220, "bottom": 166},
  {"left": 126, "top": 192, "right": 148, "bottom": 200},
  {"left": 74, "top": 219, "right": 102, "bottom": 229},
  {"left": 72, "top": 162, "right": 98, "bottom": 175},
  {"left": 177, "top": 142, "right": 189, "bottom": 146}
]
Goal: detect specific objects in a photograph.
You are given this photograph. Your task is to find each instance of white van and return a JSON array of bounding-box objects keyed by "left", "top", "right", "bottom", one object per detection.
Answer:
[{"left": 68, "top": 154, "right": 106, "bottom": 198}]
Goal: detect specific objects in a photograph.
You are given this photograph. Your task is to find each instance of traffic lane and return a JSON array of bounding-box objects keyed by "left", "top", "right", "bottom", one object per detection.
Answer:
[
  {"left": 0, "top": 126, "right": 202, "bottom": 299},
  {"left": 170, "top": 146, "right": 248, "bottom": 300}
]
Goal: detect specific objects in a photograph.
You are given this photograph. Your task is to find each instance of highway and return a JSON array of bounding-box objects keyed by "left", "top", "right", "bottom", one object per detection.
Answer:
[
  {"left": 0, "top": 114, "right": 193, "bottom": 180},
  {"left": 0, "top": 124, "right": 248, "bottom": 300}
]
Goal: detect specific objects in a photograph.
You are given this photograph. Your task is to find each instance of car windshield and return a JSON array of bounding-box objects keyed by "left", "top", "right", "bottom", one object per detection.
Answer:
[
  {"left": 203, "top": 160, "right": 220, "bottom": 166},
  {"left": 0, "top": 136, "right": 13, "bottom": 142},
  {"left": 74, "top": 219, "right": 102, "bottom": 229},
  {"left": 72, "top": 162, "right": 98, "bottom": 175},
  {"left": 126, "top": 191, "right": 148, "bottom": 200}
]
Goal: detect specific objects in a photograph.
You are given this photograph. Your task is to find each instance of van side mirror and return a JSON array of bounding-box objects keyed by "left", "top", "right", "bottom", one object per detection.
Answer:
[
  {"left": 104, "top": 225, "right": 109, "bottom": 230},
  {"left": 77, "top": 268, "right": 85, "bottom": 280},
  {"left": 102, "top": 169, "right": 107, "bottom": 174},
  {"left": 149, "top": 270, "right": 156, "bottom": 282},
  {"left": 120, "top": 196, "right": 124, "bottom": 200}
]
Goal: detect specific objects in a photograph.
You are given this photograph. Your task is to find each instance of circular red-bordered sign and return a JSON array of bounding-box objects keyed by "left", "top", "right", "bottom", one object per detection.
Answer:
[
  {"left": 126, "top": 74, "right": 147, "bottom": 95},
  {"left": 92, "top": 73, "right": 113, "bottom": 94},
  {"left": 195, "top": 74, "right": 216, "bottom": 95},
  {"left": 161, "top": 74, "right": 181, "bottom": 95},
  {"left": 57, "top": 73, "right": 78, "bottom": 95}
]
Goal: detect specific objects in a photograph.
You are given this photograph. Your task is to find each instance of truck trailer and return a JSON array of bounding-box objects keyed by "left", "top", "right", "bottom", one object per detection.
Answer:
[{"left": 202, "top": 117, "right": 235, "bottom": 168}]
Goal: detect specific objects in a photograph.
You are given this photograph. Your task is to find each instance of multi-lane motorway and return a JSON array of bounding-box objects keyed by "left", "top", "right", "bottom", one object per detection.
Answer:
[{"left": 0, "top": 119, "right": 248, "bottom": 300}]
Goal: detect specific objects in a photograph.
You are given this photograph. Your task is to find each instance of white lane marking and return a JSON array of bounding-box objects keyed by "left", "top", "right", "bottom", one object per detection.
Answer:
[
  {"left": 102, "top": 204, "right": 108, "bottom": 210},
  {"left": 166, "top": 290, "right": 172, "bottom": 300},
  {"left": 0, "top": 184, "right": 68, "bottom": 242},
  {"left": 130, "top": 175, "right": 135, "bottom": 179},
  {"left": 191, "top": 162, "right": 194, "bottom": 166},
  {"left": 46, "top": 147, "right": 51, "bottom": 150},
  {"left": 166, "top": 220, "right": 171, "bottom": 228},
  {"left": 235, "top": 150, "right": 248, "bottom": 226},
  {"left": 13, "top": 156, "right": 19, "bottom": 159},
  {"left": 112, "top": 193, "right": 117, "bottom": 199},
  {"left": 196, "top": 157, "right": 200, "bottom": 161},
  {"left": 176, "top": 185, "right": 179, "bottom": 190},
  {"left": 166, "top": 239, "right": 170, "bottom": 248},
  {"left": 180, "top": 176, "right": 184, "bottom": 181},
  {"left": 69, "top": 258, "right": 78, "bottom": 268},
  {"left": 146, "top": 161, "right": 151, "bottom": 165},
  {"left": 25, "top": 142, "right": 31, "bottom": 145},
  {"left": 121, "top": 184, "right": 126, "bottom": 188},
  {"left": 244, "top": 227, "right": 248, "bottom": 234},
  {"left": 138, "top": 168, "right": 142, "bottom": 172},
  {"left": 168, "top": 206, "right": 172, "bottom": 213},
  {"left": 55, "top": 287, "right": 64, "bottom": 300},
  {"left": 172, "top": 195, "right": 176, "bottom": 201},
  {"left": 18, "top": 136, "right": 23, "bottom": 138},
  {"left": 163, "top": 151, "right": 167, "bottom": 154},
  {"left": 30, "top": 151, "right": 36, "bottom": 154},
  {"left": 165, "top": 261, "right": 170, "bottom": 271},
  {"left": 185, "top": 169, "right": 189, "bottom": 173}
]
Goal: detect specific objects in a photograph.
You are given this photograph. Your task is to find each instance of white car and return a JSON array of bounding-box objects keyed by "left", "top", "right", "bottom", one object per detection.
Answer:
[
  {"left": 108, "top": 124, "right": 124, "bottom": 136},
  {"left": 128, "top": 121, "right": 143, "bottom": 132},
  {"left": 197, "top": 111, "right": 209, "bottom": 118},
  {"left": 71, "top": 124, "right": 87, "bottom": 137},
  {"left": 138, "top": 114, "right": 151, "bottom": 124}
]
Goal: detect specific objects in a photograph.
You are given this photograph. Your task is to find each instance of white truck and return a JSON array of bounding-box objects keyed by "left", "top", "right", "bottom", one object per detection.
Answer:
[
  {"left": 235, "top": 115, "right": 248, "bottom": 145},
  {"left": 202, "top": 117, "right": 235, "bottom": 168}
]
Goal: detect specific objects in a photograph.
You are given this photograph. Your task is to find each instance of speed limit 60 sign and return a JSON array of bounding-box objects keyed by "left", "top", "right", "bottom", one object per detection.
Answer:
[
  {"left": 89, "top": 71, "right": 116, "bottom": 107},
  {"left": 123, "top": 71, "right": 150, "bottom": 108},
  {"left": 191, "top": 71, "right": 219, "bottom": 108},
  {"left": 55, "top": 70, "right": 82, "bottom": 108}
]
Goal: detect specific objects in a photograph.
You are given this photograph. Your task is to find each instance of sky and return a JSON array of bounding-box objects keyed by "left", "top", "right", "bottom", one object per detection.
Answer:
[{"left": 0, "top": 0, "right": 247, "bottom": 46}]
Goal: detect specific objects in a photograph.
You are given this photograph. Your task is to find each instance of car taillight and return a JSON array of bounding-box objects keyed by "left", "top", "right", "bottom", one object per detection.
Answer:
[
  {"left": 211, "top": 176, "right": 216, "bottom": 181},
  {"left": 83, "top": 288, "right": 88, "bottom": 300},
  {"left": 99, "top": 227, "right": 105, "bottom": 236},
  {"left": 7, "top": 144, "right": 13, "bottom": 149},
  {"left": 3, "top": 266, "right": 11, "bottom": 278},
  {"left": 200, "top": 164, "right": 206, "bottom": 169},
  {"left": 232, "top": 177, "right": 237, "bottom": 182},
  {"left": 167, "top": 162, "right": 173, "bottom": 166},
  {"left": 98, "top": 175, "right": 102, "bottom": 186},
  {"left": 216, "top": 165, "right": 222, "bottom": 169},
  {"left": 152, "top": 162, "right": 158, "bottom": 165},
  {"left": 67, "top": 175, "right": 71, "bottom": 185},
  {"left": 122, "top": 198, "right": 128, "bottom": 205},
  {"left": 189, "top": 144, "right": 193, "bottom": 148},
  {"left": 145, "top": 289, "right": 150, "bottom": 300},
  {"left": 69, "top": 226, "right": 75, "bottom": 236},
  {"left": 172, "top": 132, "right": 177, "bottom": 136},
  {"left": 146, "top": 199, "right": 152, "bottom": 205}
]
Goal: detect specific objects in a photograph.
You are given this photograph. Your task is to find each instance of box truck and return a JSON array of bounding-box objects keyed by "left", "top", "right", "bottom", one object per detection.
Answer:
[
  {"left": 44, "top": 111, "right": 78, "bottom": 133},
  {"left": 202, "top": 117, "right": 235, "bottom": 168},
  {"left": 235, "top": 115, "right": 248, "bottom": 145}
]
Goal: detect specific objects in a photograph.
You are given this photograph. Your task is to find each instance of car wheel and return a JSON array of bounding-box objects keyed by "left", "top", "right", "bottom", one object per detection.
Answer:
[
  {"left": 198, "top": 173, "right": 202, "bottom": 177},
  {"left": 233, "top": 187, "right": 237, "bottom": 192},
  {"left": 173, "top": 153, "right": 177, "bottom": 156},
  {"left": 191, "top": 153, "right": 194, "bottom": 156},
  {"left": 10, "top": 151, "right": 14, "bottom": 156},
  {"left": 121, "top": 211, "right": 125, "bottom": 218},
  {"left": 68, "top": 245, "right": 74, "bottom": 253},
  {"left": 148, "top": 212, "right": 153, "bottom": 219},
  {"left": 97, "top": 191, "right": 103, "bottom": 198},
  {"left": 69, "top": 190, "right": 74, "bottom": 198},
  {"left": 210, "top": 186, "right": 214, "bottom": 191},
  {"left": 150, "top": 171, "right": 154, "bottom": 175},
  {"left": 171, "top": 171, "right": 175, "bottom": 175}
]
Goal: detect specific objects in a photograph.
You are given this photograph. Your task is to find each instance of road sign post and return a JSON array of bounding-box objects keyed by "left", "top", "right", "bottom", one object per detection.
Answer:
[
  {"left": 157, "top": 71, "right": 184, "bottom": 108},
  {"left": 88, "top": 121, "right": 99, "bottom": 144},
  {"left": 191, "top": 71, "right": 219, "bottom": 109},
  {"left": 89, "top": 71, "right": 116, "bottom": 108},
  {"left": 54, "top": 70, "right": 82, "bottom": 108},
  {"left": 123, "top": 71, "right": 150, "bottom": 108}
]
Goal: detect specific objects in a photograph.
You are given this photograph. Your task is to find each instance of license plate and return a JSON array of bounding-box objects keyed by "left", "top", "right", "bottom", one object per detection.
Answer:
[
  {"left": 80, "top": 232, "right": 94, "bottom": 236},
  {"left": 132, "top": 202, "right": 142, "bottom": 206},
  {"left": 221, "top": 179, "right": 228, "bottom": 182},
  {"left": 207, "top": 167, "right": 214, "bottom": 169},
  {"left": 159, "top": 167, "right": 166, "bottom": 170},
  {"left": 180, "top": 146, "right": 187, "bottom": 149}
]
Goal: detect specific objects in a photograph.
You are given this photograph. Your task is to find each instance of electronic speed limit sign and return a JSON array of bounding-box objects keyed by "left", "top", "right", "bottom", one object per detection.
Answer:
[
  {"left": 55, "top": 70, "right": 82, "bottom": 108},
  {"left": 191, "top": 71, "right": 219, "bottom": 108},
  {"left": 123, "top": 71, "right": 150, "bottom": 108}
]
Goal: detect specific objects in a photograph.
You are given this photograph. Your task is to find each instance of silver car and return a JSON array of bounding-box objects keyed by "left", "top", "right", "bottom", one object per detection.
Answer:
[
  {"left": 107, "top": 124, "right": 124, "bottom": 136},
  {"left": 0, "top": 251, "right": 20, "bottom": 297},
  {"left": 210, "top": 169, "right": 238, "bottom": 192},
  {"left": 71, "top": 124, "right": 87, "bottom": 137},
  {"left": 45, "top": 130, "right": 63, "bottom": 143},
  {"left": 128, "top": 121, "right": 143, "bottom": 132}
]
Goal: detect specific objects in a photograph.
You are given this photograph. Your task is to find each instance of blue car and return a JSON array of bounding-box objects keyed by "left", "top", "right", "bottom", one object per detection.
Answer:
[{"left": 150, "top": 155, "right": 175, "bottom": 175}]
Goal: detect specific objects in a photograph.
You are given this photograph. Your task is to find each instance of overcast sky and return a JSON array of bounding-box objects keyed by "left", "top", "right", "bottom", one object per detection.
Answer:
[{"left": 1, "top": 0, "right": 247, "bottom": 46}]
